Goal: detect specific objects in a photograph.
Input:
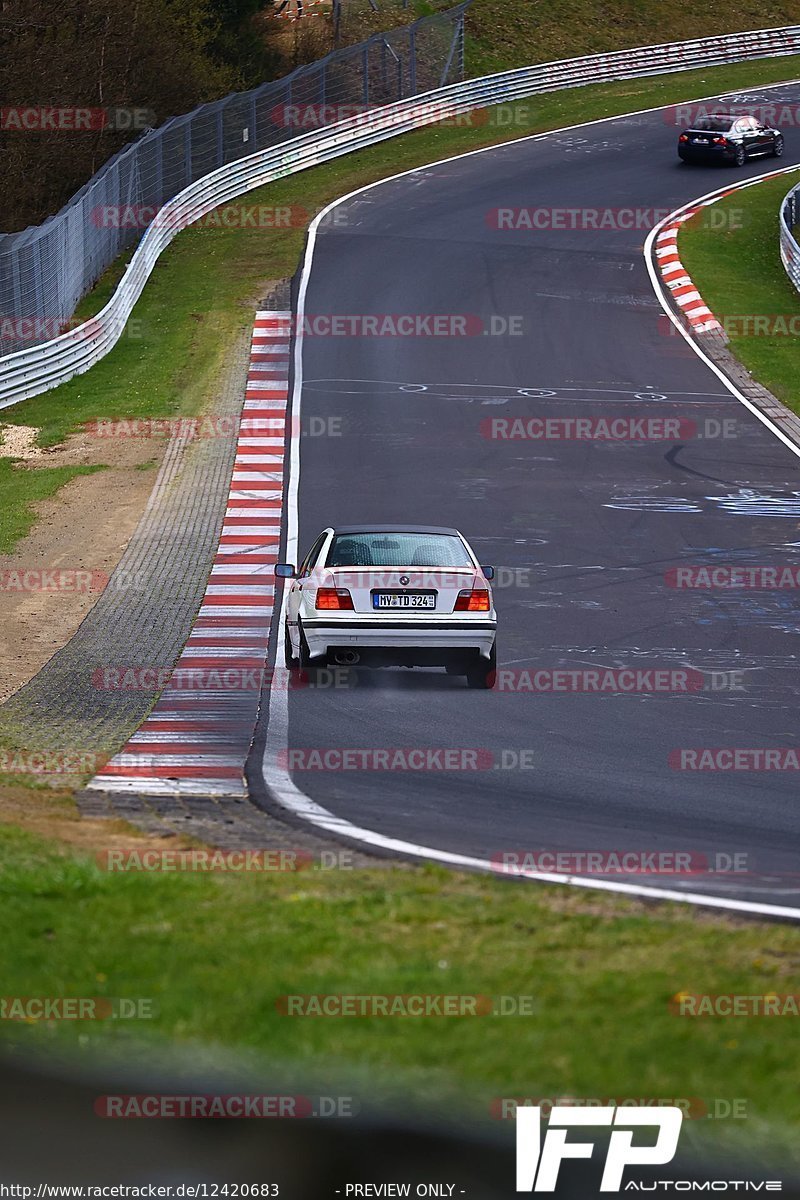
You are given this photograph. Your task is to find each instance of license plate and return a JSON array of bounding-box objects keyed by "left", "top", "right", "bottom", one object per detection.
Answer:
[
  {"left": 693, "top": 137, "right": 709, "bottom": 143},
  {"left": 373, "top": 592, "right": 436, "bottom": 609}
]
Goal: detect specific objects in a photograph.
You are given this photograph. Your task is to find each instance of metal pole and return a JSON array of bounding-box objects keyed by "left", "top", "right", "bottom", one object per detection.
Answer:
[{"left": 408, "top": 27, "right": 417, "bottom": 94}]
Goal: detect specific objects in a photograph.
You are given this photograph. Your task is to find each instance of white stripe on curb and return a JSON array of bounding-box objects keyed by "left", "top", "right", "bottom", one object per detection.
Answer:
[{"left": 88, "top": 312, "right": 289, "bottom": 797}]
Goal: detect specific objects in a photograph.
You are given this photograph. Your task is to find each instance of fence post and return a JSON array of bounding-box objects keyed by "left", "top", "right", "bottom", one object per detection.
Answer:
[
  {"left": 155, "top": 132, "right": 164, "bottom": 208},
  {"left": 216, "top": 105, "right": 225, "bottom": 167},
  {"left": 184, "top": 119, "right": 192, "bottom": 189},
  {"left": 439, "top": 10, "right": 464, "bottom": 88},
  {"left": 409, "top": 26, "right": 417, "bottom": 95}
]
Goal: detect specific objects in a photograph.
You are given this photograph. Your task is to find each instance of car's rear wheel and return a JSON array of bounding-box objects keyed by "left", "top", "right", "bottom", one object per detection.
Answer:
[
  {"left": 298, "top": 622, "right": 326, "bottom": 672},
  {"left": 733, "top": 145, "right": 746, "bottom": 166},
  {"left": 466, "top": 642, "right": 497, "bottom": 690},
  {"left": 773, "top": 135, "right": 785, "bottom": 158},
  {"left": 284, "top": 624, "right": 299, "bottom": 670}
]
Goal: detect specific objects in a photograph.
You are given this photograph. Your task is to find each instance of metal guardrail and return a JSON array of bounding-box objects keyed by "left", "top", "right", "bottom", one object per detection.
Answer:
[
  {"left": 4, "top": 22, "right": 800, "bottom": 410},
  {"left": 779, "top": 181, "right": 800, "bottom": 292}
]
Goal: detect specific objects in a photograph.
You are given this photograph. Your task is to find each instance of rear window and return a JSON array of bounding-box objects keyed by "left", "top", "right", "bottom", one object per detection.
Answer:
[
  {"left": 326, "top": 532, "right": 472, "bottom": 568},
  {"left": 691, "top": 117, "right": 734, "bottom": 132}
]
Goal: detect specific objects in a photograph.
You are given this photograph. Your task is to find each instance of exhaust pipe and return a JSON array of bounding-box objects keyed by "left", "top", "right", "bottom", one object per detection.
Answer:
[{"left": 334, "top": 650, "right": 360, "bottom": 666}]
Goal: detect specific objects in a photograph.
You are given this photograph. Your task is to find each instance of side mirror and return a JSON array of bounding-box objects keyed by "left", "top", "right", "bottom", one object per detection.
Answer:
[
  {"left": 482, "top": 565, "right": 495, "bottom": 581},
  {"left": 275, "top": 563, "right": 296, "bottom": 579}
]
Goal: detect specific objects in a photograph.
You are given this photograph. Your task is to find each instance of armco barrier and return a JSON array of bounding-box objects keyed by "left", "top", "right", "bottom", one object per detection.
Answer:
[
  {"left": 780, "top": 179, "right": 800, "bottom": 292},
  {"left": 3, "top": 23, "right": 800, "bottom": 410}
]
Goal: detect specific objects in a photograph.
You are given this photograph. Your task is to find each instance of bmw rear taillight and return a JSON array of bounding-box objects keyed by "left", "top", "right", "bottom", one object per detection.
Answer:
[
  {"left": 679, "top": 133, "right": 688, "bottom": 142},
  {"left": 712, "top": 136, "right": 727, "bottom": 145},
  {"left": 454, "top": 589, "right": 490, "bottom": 612},
  {"left": 316, "top": 587, "right": 354, "bottom": 610}
]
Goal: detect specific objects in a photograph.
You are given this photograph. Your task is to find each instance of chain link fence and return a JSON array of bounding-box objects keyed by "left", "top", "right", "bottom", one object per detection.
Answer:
[{"left": 0, "top": 3, "right": 468, "bottom": 358}]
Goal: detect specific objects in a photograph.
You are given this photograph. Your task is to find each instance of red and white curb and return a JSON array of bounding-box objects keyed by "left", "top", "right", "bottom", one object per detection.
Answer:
[
  {"left": 653, "top": 201, "right": 736, "bottom": 335},
  {"left": 654, "top": 166, "right": 800, "bottom": 341},
  {"left": 88, "top": 312, "right": 290, "bottom": 797}
]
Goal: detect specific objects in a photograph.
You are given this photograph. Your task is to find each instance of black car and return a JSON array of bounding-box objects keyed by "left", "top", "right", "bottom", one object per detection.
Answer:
[{"left": 678, "top": 113, "right": 784, "bottom": 165}]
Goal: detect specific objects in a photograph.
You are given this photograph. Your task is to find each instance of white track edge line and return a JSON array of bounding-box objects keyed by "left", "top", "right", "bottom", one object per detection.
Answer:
[{"left": 645, "top": 163, "right": 800, "bottom": 459}]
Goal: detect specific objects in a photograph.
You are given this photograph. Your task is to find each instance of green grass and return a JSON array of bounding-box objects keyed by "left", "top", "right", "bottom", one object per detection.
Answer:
[
  {"left": 0, "top": 459, "right": 102, "bottom": 555},
  {"left": 465, "top": 0, "right": 800, "bottom": 77},
  {"left": 679, "top": 171, "right": 800, "bottom": 413},
  {"left": 1, "top": 823, "right": 799, "bottom": 1155}
]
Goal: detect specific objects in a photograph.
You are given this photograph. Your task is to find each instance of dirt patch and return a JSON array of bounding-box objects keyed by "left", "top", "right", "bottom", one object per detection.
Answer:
[
  {"left": 0, "top": 428, "right": 165, "bottom": 704},
  {"left": 0, "top": 780, "right": 196, "bottom": 857},
  {"left": 0, "top": 424, "right": 45, "bottom": 460}
]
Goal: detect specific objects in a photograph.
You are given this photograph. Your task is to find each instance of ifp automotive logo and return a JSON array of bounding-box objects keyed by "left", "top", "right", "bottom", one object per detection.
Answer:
[{"left": 515, "top": 1104, "right": 683, "bottom": 1192}]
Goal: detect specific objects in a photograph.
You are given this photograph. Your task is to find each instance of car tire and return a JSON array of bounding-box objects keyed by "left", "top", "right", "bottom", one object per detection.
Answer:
[
  {"left": 466, "top": 642, "right": 497, "bottom": 690},
  {"left": 733, "top": 145, "right": 746, "bottom": 166},
  {"left": 284, "top": 624, "right": 299, "bottom": 670},
  {"left": 298, "top": 622, "right": 326, "bottom": 674},
  {"left": 773, "top": 135, "right": 785, "bottom": 158}
]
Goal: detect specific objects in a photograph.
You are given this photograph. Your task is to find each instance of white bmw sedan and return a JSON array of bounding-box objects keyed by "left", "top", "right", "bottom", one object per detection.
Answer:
[{"left": 276, "top": 525, "right": 497, "bottom": 688}]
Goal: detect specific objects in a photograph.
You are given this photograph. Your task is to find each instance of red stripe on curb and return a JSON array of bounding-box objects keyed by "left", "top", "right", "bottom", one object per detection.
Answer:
[
  {"left": 88, "top": 311, "right": 290, "bottom": 797},
  {"left": 655, "top": 210, "right": 722, "bottom": 333}
]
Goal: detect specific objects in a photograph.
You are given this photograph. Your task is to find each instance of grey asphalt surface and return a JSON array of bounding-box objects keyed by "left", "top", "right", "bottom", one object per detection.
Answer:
[{"left": 258, "top": 85, "right": 800, "bottom": 907}]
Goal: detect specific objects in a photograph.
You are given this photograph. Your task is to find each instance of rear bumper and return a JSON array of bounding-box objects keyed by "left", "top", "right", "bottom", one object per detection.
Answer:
[
  {"left": 299, "top": 617, "right": 497, "bottom": 660},
  {"left": 678, "top": 146, "right": 735, "bottom": 162}
]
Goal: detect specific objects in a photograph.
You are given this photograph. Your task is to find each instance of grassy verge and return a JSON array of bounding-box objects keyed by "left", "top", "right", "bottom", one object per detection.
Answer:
[
  {"left": 465, "top": 1, "right": 800, "bottom": 76},
  {"left": 0, "top": 459, "right": 102, "bottom": 555},
  {"left": 679, "top": 170, "right": 800, "bottom": 413},
  {"left": 1, "top": 823, "right": 799, "bottom": 1156}
]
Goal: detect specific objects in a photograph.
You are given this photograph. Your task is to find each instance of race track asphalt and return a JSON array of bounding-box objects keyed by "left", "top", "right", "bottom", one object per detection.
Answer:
[{"left": 255, "top": 82, "right": 800, "bottom": 908}]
